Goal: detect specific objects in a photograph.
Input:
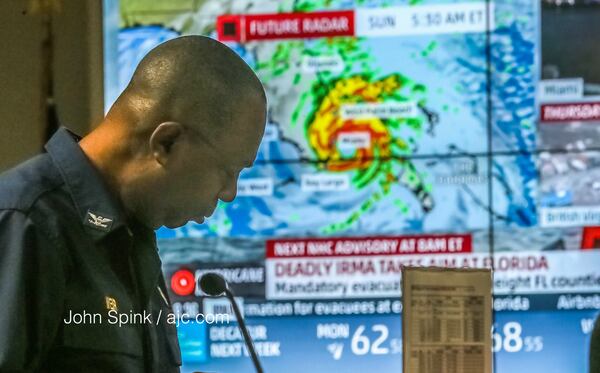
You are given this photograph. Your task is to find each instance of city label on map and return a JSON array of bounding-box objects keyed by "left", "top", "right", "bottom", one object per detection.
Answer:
[
  {"left": 237, "top": 178, "right": 274, "bottom": 196},
  {"left": 302, "top": 55, "right": 345, "bottom": 73},
  {"left": 340, "top": 102, "right": 418, "bottom": 120},
  {"left": 539, "top": 206, "right": 600, "bottom": 227},
  {"left": 356, "top": 2, "right": 493, "bottom": 37},
  {"left": 336, "top": 132, "right": 371, "bottom": 151},
  {"left": 538, "top": 78, "right": 584, "bottom": 102},
  {"left": 301, "top": 174, "right": 350, "bottom": 192}
]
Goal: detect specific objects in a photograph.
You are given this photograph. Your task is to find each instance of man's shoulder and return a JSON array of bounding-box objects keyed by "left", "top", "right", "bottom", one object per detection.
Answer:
[{"left": 0, "top": 153, "right": 66, "bottom": 213}]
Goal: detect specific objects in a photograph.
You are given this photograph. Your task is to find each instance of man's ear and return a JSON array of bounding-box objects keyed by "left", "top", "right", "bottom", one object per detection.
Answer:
[{"left": 149, "top": 122, "right": 184, "bottom": 166}]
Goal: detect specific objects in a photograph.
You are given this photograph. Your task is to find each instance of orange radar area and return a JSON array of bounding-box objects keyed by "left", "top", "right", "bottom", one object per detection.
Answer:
[{"left": 307, "top": 74, "right": 405, "bottom": 172}]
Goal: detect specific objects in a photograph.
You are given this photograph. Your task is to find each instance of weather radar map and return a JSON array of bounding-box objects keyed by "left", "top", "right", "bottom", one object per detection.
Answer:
[{"left": 110, "top": 0, "right": 537, "bottom": 240}]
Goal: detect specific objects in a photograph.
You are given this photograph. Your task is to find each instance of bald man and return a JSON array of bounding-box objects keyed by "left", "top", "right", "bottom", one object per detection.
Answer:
[{"left": 0, "top": 36, "right": 266, "bottom": 372}]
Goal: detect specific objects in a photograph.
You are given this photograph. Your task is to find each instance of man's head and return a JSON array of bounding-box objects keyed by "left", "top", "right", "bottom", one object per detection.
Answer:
[{"left": 80, "top": 36, "right": 267, "bottom": 229}]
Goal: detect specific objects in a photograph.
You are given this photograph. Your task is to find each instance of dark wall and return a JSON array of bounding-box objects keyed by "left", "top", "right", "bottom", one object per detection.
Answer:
[{"left": 0, "top": 0, "right": 104, "bottom": 171}]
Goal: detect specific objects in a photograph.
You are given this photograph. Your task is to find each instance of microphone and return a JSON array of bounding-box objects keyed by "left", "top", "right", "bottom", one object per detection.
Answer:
[
  {"left": 199, "top": 273, "right": 264, "bottom": 373},
  {"left": 199, "top": 272, "right": 228, "bottom": 296}
]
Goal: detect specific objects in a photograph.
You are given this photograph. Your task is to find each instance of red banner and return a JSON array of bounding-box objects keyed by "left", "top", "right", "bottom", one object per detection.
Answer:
[
  {"left": 217, "top": 10, "right": 355, "bottom": 42},
  {"left": 266, "top": 234, "right": 472, "bottom": 258},
  {"left": 581, "top": 226, "right": 600, "bottom": 249},
  {"left": 541, "top": 102, "right": 600, "bottom": 122}
]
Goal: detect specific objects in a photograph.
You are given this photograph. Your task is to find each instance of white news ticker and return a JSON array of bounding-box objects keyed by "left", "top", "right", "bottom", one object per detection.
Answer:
[{"left": 266, "top": 250, "right": 600, "bottom": 300}]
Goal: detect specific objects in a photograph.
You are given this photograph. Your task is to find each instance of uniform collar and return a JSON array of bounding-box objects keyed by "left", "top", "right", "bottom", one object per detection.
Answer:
[{"left": 45, "top": 127, "right": 128, "bottom": 241}]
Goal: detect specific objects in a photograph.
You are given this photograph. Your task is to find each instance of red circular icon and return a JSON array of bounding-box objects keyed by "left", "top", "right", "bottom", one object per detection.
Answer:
[{"left": 171, "top": 269, "right": 196, "bottom": 296}]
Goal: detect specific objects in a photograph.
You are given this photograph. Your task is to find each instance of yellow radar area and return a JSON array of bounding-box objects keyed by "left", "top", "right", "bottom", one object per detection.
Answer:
[{"left": 307, "top": 74, "right": 405, "bottom": 171}]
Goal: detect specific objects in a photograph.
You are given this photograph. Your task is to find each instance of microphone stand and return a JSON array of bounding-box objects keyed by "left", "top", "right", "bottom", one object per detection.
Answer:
[{"left": 225, "top": 288, "right": 264, "bottom": 373}]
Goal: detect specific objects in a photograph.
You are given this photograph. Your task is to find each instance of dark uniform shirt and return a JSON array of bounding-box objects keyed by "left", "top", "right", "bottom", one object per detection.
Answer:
[
  {"left": 0, "top": 128, "right": 182, "bottom": 372},
  {"left": 591, "top": 313, "right": 600, "bottom": 372}
]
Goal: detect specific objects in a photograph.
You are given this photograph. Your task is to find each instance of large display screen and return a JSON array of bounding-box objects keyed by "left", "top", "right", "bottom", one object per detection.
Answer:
[{"left": 103, "top": 0, "right": 600, "bottom": 371}]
